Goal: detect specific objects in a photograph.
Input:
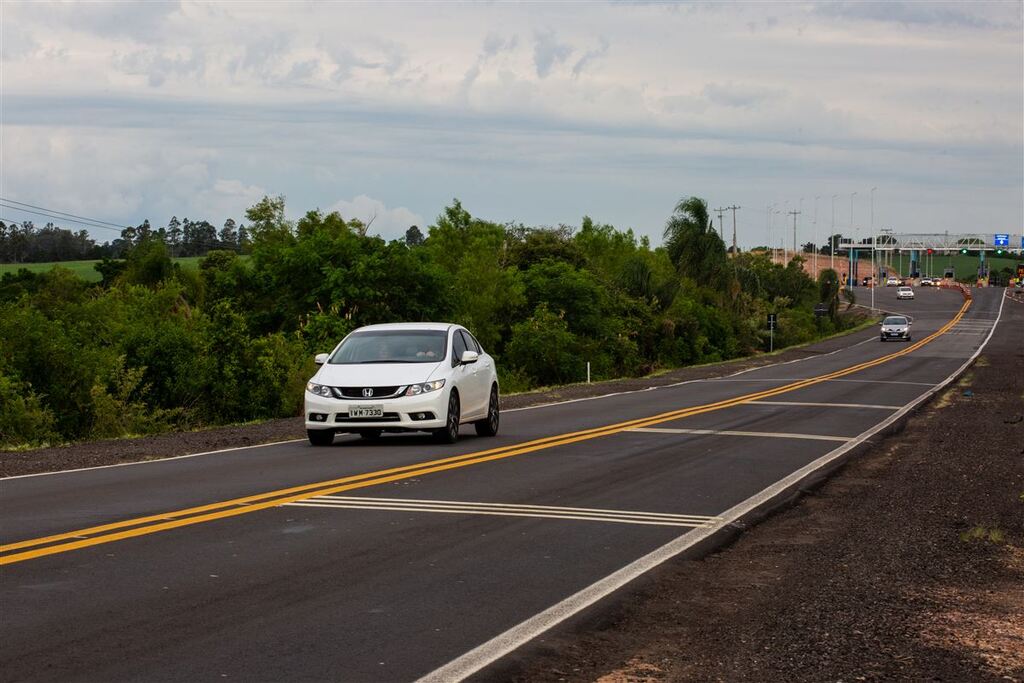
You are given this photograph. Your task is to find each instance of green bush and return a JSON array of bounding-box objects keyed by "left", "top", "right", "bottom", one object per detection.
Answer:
[{"left": 0, "top": 373, "right": 58, "bottom": 448}]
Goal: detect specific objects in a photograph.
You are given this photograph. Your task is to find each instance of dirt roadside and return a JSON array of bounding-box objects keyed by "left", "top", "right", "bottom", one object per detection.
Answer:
[
  {"left": 495, "top": 295, "right": 1024, "bottom": 682},
  {"left": 0, "top": 317, "right": 872, "bottom": 478}
]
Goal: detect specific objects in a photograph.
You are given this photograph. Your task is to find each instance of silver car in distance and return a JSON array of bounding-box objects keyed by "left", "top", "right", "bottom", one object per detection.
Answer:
[{"left": 880, "top": 315, "right": 911, "bottom": 342}]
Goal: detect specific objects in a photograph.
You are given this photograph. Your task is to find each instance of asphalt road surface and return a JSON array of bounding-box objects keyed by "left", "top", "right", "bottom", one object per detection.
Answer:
[{"left": 0, "top": 287, "right": 1007, "bottom": 682}]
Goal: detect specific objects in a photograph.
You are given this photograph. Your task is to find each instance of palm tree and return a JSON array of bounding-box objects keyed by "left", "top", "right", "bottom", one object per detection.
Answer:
[{"left": 663, "top": 196, "right": 727, "bottom": 285}]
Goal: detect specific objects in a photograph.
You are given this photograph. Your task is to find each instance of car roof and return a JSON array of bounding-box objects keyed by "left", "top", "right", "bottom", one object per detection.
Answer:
[
  {"left": 354, "top": 325, "right": 468, "bottom": 335},
  {"left": 354, "top": 322, "right": 456, "bottom": 332}
]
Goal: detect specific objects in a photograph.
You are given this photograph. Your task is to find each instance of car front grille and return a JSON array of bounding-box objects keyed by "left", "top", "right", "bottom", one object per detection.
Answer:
[{"left": 333, "top": 386, "right": 403, "bottom": 399}]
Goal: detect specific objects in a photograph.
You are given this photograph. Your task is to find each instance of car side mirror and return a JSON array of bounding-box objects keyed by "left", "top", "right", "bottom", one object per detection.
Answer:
[
  {"left": 314, "top": 353, "right": 329, "bottom": 365},
  {"left": 460, "top": 350, "right": 479, "bottom": 365}
]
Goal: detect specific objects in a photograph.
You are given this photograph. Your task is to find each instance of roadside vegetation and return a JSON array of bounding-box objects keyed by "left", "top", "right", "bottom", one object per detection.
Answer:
[{"left": 1, "top": 195, "right": 856, "bottom": 448}]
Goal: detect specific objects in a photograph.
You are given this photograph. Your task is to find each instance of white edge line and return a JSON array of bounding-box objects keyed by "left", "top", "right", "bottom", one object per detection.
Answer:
[
  {"left": 1, "top": 320, "right": 882, "bottom": 481},
  {"left": 0, "top": 438, "right": 307, "bottom": 481},
  {"left": 417, "top": 291, "right": 1005, "bottom": 683}
]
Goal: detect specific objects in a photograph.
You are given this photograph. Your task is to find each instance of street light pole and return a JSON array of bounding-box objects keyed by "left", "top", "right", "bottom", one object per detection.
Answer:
[
  {"left": 813, "top": 195, "right": 820, "bottom": 278},
  {"left": 850, "top": 191, "right": 858, "bottom": 289},
  {"left": 788, "top": 209, "right": 801, "bottom": 256}
]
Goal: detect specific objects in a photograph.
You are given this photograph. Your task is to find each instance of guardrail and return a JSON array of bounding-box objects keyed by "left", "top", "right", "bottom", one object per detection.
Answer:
[{"left": 939, "top": 282, "right": 972, "bottom": 300}]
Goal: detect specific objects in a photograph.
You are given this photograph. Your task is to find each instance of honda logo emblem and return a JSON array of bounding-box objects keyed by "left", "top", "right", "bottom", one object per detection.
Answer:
[{"left": 362, "top": 388, "right": 374, "bottom": 397}]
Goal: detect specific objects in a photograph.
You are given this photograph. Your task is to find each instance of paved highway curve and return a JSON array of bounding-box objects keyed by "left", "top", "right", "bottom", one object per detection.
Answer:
[{"left": 0, "top": 287, "right": 1007, "bottom": 682}]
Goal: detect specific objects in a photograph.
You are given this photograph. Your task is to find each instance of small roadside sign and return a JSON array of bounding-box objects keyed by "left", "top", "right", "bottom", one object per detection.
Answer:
[
  {"left": 767, "top": 313, "right": 777, "bottom": 352},
  {"left": 767, "top": 313, "right": 777, "bottom": 329}
]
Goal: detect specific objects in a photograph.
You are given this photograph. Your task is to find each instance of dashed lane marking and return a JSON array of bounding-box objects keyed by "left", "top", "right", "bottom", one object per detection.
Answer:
[
  {"left": 745, "top": 400, "right": 902, "bottom": 410},
  {"left": 626, "top": 427, "right": 851, "bottom": 442}
]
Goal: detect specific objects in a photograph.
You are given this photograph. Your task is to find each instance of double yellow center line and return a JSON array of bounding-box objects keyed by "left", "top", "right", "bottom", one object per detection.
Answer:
[{"left": 0, "top": 299, "right": 971, "bottom": 566}]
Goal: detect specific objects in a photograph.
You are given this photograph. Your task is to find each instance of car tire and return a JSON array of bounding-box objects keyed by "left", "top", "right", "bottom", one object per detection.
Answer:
[
  {"left": 475, "top": 385, "right": 500, "bottom": 437},
  {"left": 307, "top": 429, "right": 335, "bottom": 447},
  {"left": 906, "top": 336, "right": 911, "bottom": 342},
  {"left": 880, "top": 336, "right": 885, "bottom": 342},
  {"left": 434, "top": 391, "right": 460, "bottom": 444},
  {"left": 359, "top": 429, "right": 383, "bottom": 440}
]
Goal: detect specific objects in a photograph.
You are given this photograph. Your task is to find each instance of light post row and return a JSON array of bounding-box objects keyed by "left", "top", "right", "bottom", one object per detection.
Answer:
[{"left": 766, "top": 189, "right": 884, "bottom": 290}]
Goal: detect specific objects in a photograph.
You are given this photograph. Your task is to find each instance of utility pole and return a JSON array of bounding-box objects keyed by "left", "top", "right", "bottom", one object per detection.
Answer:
[
  {"left": 726, "top": 205, "right": 740, "bottom": 256},
  {"left": 788, "top": 209, "right": 801, "bottom": 255},
  {"left": 714, "top": 207, "right": 726, "bottom": 241}
]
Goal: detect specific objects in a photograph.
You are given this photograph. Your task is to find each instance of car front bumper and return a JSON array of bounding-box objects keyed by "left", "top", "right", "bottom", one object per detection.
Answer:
[{"left": 304, "top": 390, "right": 448, "bottom": 431}]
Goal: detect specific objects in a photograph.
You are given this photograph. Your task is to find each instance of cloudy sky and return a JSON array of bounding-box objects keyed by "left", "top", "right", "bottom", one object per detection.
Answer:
[{"left": 1, "top": 1, "right": 1021, "bottom": 248}]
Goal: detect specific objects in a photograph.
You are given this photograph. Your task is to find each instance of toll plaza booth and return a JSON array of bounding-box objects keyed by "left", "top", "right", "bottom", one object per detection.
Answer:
[{"left": 866, "top": 231, "right": 1022, "bottom": 288}]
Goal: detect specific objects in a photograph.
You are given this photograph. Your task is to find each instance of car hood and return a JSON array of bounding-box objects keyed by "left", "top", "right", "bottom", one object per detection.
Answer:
[
  {"left": 313, "top": 362, "right": 444, "bottom": 387},
  {"left": 882, "top": 325, "right": 908, "bottom": 331}
]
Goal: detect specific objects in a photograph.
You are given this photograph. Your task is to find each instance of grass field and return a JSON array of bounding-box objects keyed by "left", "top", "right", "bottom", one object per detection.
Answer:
[
  {"left": 801, "top": 252, "right": 1021, "bottom": 279},
  {"left": 0, "top": 256, "right": 211, "bottom": 282}
]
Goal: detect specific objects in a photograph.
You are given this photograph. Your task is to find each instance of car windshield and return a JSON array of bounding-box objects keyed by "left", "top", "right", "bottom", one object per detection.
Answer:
[
  {"left": 883, "top": 316, "right": 908, "bottom": 325},
  {"left": 329, "top": 330, "right": 448, "bottom": 364}
]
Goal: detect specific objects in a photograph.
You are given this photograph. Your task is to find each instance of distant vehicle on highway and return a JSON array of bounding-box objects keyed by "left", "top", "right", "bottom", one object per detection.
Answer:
[
  {"left": 897, "top": 286, "right": 915, "bottom": 300},
  {"left": 304, "top": 323, "right": 500, "bottom": 446},
  {"left": 920, "top": 277, "right": 933, "bottom": 286},
  {"left": 886, "top": 276, "right": 900, "bottom": 286},
  {"left": 880, "top": 315, "right": 911, "bottom": 342}
]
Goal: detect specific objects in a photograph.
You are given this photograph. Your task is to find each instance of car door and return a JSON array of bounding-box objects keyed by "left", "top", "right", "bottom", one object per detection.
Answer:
[
  {"left": 460, "top": 329, "right": 491, "bottom": 418},
  {"left": 450, "top": 329, "right": 481, "bottom": 419}
]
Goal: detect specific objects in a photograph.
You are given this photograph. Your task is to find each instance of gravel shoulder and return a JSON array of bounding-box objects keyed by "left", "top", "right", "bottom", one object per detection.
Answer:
[
  {"left": 0, "top": 316, "right": 873, "bottom": 478},
  {"left": 494, "top": 294, "right": 1024, "bottom": 682}
]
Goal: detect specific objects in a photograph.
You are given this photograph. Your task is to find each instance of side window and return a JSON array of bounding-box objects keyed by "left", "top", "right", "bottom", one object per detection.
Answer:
[
  {"left": 463, "top": 330, "right": 482, "bottom": 354},
  {"left": 452, "top": 330, "right": 468, "bottom": 366}
]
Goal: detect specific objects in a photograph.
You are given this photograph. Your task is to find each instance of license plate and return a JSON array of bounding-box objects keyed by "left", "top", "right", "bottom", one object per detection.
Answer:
[{"left": 349, "top": 405, "right": 383, "bottom": 418}]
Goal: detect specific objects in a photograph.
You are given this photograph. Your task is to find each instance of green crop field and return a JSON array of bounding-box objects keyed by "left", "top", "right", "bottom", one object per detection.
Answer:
[
  {"left": 845, "top": 253, "right": 1021, "bottom": 279},
  {"left": 0, "top": 256, "right": 211, "bottom": 283}
]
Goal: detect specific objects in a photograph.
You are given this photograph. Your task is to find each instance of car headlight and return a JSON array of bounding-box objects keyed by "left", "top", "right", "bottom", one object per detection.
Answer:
[
  {"left": 405, "top": 379, "right": 446, "bottom": 396},
  {"left": 306, "top": 382, "right": 334, "bottom": 397}
]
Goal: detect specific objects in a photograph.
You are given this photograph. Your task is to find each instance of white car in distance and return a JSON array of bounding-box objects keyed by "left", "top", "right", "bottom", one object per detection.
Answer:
[
  {"left": 304, "top": 323, "right": 500, "bottom": 446},
  {"left": 896, "top": 286, "right": 915, "bottom": 300}
]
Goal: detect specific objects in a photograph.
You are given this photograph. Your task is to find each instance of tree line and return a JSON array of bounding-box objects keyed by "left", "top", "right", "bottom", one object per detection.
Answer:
[
  {"left": 0, "top": 216, "right": 249, "bottom": 263},
  {"left": 0, "top": 195, "right": 852, "bottom": 448}
]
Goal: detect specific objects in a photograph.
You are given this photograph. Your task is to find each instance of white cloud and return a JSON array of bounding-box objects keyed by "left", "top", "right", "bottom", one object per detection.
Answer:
[
  {"left": 0, "top": 1, "right": 1019, "bottom": 243},
  {"left": 533, "top": 29, "right": 574, "bottom": 78},
  {"left": 327, "top": 196, "right": 424, "bottom": 240}
]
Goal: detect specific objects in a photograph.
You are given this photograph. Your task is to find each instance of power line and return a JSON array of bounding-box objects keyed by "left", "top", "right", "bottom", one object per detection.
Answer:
[
  {"left": 0, "top": 199, "right": 238, "bottom": 252},
  {"left": 0, "top": 203, "right": 125, "bottom": 234},
  {"left": 0, "top": 197, "right": 129, "bottom": 230}
]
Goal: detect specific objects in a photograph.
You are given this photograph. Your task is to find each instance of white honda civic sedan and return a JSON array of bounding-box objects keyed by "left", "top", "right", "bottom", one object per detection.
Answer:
[{"left": 304, "top": 323, "right": 500, "bottom": 446}]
